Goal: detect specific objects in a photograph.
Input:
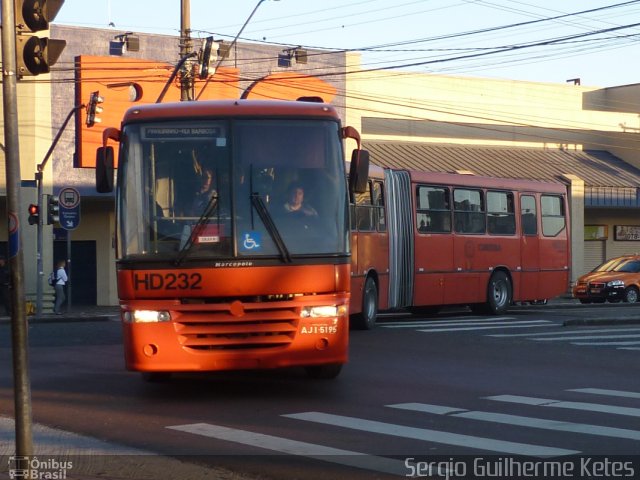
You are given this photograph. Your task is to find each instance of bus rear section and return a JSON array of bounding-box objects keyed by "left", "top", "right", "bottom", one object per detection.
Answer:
[
  {"left": 349, "top": 168, "right": 570, "bottom": 326},
  {"left": 405, "top": 170, "right": 570, "bottom": 314},
  {"left": 96, "top": 99, "right": 369, "bottom": 379}
]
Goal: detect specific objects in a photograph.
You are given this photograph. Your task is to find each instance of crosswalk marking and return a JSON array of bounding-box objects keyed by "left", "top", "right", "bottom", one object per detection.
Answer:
[
  {"left": 417, "top": 321, "right": 551, "bottom": 333},
  {"left": 568, "top": 388, "right": 640, "bottom": 399},
  {"left": 489, "top": 327, "right": 640, "bottom": 338},
  {"left": 572, "top": 340, "right": 640, "bottom": 346},
  {"left": 167, "top": 387, "right": 640, "bottom": 475},
  {"left": 166, "top": 423, "right": 407, "bottom": 476},
  {"left": 381, "top": 317, "right": 516, "bottom": 328},
  {"left": 533, "top": 334, "right": 640, "bottom": 341},
  {"left": 282, "top": 411, "right": 578, "bottom": 457},
  {"left": 387, "top": 403, "right": 640, "bottom": 441},
  {"left": 486, "top": 395, "right": 640, "bottom": 417}
]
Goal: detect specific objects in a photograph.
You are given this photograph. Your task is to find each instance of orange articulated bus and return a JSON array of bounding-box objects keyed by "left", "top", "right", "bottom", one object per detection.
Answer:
[
  {"left": 96, "top": 99, "right": 369, "bottom": 380},
  {"left": 348, "top": 168, "right": 571, "bottom": 328}
]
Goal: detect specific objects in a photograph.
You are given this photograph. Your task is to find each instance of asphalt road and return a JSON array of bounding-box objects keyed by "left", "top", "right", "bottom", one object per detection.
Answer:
[{"left": 0, "top": 303, "right": 639, "bottom": 479}]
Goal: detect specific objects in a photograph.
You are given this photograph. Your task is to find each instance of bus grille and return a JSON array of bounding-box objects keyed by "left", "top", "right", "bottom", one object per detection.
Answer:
[{"left": 174, "top": 305, "right": 299, "bottom": 351}]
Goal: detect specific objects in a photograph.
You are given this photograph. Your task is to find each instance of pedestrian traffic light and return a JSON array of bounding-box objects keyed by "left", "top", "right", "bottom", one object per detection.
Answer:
[
  {"left": 46, "top": 194, "right": 59, "bottom": 225},
  {"left": 14, "top": 0, "right": 67, "bottom": 77},
  {"left": 86, "top": 91, "right": 104, "bottom": 127},
  {"left": 28, "top": 203, "right": 39, "bottom": 225}
]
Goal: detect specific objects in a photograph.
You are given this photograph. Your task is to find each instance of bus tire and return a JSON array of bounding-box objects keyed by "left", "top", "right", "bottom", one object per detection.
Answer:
[
  {"left": 352, "top": 276, "right": 378, "bottom": 330},
  {"left": 305, "top": 363, "right": 343, "bottom": 379},
  {"left": 486, "top": 271, "right": 512, "bottom": 314}
]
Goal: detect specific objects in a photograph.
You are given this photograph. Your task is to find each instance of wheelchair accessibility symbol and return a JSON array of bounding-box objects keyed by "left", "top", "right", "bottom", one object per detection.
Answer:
[{"left": 241, "top": 232, "right": 262, "bottom": 251}]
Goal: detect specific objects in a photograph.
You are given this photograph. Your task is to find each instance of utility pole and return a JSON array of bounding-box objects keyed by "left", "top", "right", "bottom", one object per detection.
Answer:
[
  {"left": 180, "top": 0, "right": 193, "bottom": 101},
  {"left": 1, "top": 0, "right": 34, "bottom": 462}
]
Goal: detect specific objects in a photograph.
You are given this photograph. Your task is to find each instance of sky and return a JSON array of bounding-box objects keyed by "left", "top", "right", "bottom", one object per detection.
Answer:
[{"left": 53, "top": 0, "right": 640, "bottom": 88}]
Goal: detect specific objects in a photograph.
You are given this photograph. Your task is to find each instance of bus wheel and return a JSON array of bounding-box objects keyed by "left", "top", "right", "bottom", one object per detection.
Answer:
[
  {"left": 142, "top": 372, "right": 172, "bottom": 382},
  {"left": 305, "top": 363, "right": 343, "bottom": 379},
  {"left": 353, "top": 276, "right": 378, "bottom": 330},
  {"left": 624, "top": 286, "right": 639, "bottom": 303},
  {"left": 486, "top": 271, "right": 512, "bottom": 314}
]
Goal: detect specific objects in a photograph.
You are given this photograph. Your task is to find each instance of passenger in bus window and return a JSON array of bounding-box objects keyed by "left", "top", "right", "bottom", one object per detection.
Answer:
[
  {"left": 283, "top": 183, "right": 317, "bottom": 217},
  {"left": 181, "top": 166, "right": 217, "bottom": 217}
]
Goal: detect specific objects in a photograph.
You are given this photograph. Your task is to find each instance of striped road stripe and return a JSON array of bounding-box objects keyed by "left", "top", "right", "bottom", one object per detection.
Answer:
[
  {"left": 486, "top": 395, "right": 640, "bottom": 417},
  {"left": 417, "top": 320, "right": 551, "bottom": 333},
  {"left": 166, "top": 423, "right": 408, "bottom": 476},
  {"left": 282, "top": 412, "right": 578, "bottom": 457},
  {"left": 567, "top": 388, "right": 640, "bottom": 399},
  {"left": 381, "top": 317, "right": 517, "bottom": 328},
  {"left": 489, "top": 327, "right": 640, "bottom": 338},
  {"left": 387, "top": 403, "right": 640, "bottom": 441}
]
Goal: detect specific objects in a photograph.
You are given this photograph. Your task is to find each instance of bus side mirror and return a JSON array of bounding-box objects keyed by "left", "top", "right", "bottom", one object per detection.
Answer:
[
  {"left": 349, "top": 149, "right": 370, "bottom": 194},
  {"left": 96, "top": 146, "right": 114, "bottom": 193}
]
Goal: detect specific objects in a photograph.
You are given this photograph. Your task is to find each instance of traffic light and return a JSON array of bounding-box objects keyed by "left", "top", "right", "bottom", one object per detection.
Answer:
[
  {"left": 86, "top": 91, "right": 104, "bottom": 127},
  {"left": 28, "top": 203, "right": 39, "bottom": 225},
  {"left": 14, "top": 0, "right": 67, "bottom": 77},
  {"left": 46, "top": 194, "right": 59, "bottom": 225}
]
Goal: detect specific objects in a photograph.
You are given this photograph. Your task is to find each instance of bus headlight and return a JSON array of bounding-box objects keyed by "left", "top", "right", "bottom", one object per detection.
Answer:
[
  {"left": 123, "top": 310, "right": 171, "bottom": 323},
  {"left": 301, "top": 305, "right": 348, "bottom": 318}
]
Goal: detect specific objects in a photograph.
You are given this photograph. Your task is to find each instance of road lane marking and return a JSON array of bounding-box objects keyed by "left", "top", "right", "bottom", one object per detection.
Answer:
[
  {"left": 486, "top": 395, "right": 640, "bottom": 417},
  {"left": 387, "top": 403, "right": 640, "bottom": 441},
  {"left": 381, "top": 317, "right": 517, "bottom": 328},
  {"left": 489, "top": 327, "right": 640, "bottom": 338},
  {"left": 418, "top": 321, "right": 551, "bottom": 333},
  {"left": 567, "top": 388, "right": 640, "bottom": 399},
  {"left": 571, "top": 340, "right": 640, "bottom": 346},
  {"left": 533, "top": 334, "right": 640, "bottom": 341},
  {"left": 166, "top": 423, "right": 407, "bottom": 476},
  {"left": 282, "top": 412, "right": 578, "bottom": 457}
]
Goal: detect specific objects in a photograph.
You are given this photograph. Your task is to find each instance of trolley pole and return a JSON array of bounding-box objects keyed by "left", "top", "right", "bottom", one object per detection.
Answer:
[{"left": 1, "top": 0, "right": 34, "bottom": 461}]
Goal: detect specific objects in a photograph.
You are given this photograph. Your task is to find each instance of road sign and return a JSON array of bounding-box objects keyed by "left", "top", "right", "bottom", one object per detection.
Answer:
[{"left": 58, "top": 187, "right": 80, "bottom": 230}]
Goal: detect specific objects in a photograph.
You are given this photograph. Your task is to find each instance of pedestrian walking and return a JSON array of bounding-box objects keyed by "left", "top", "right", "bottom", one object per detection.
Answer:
[
  {"left": 53, "top": 259, "right": 68, "bottom": 315},
  {"left": 0, "top": 255, "right": 11, "bottom": 316}
]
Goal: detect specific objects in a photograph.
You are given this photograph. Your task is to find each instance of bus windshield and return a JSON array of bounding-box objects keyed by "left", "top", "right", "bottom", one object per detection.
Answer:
[{"left": 117, "top": 119, "right": 348, "bottom": 260}]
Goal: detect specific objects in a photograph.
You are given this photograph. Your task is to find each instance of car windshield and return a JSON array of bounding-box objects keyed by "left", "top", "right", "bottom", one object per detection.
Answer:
[
  {"left": 613, "top": 259, "right": 640, "bottom": 273},
  {"left": 592, "top": 257, "right": 629, "bottom": 272}
]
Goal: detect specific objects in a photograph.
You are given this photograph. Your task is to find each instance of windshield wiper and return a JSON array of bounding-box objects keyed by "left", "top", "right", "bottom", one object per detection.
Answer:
[
  {"left": 175, "top": 194, "right": 219, "bottom": 265},
  {"left": 250, "top": 193, "right": 291, "bottom": 263}
]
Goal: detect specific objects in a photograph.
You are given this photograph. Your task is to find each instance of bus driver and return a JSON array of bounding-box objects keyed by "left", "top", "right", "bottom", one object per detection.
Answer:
[{"left": 283, "top": 183, "right": 317, "bottom": 217}]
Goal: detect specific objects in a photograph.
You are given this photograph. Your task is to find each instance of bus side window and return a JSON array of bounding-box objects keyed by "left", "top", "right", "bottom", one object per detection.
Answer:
[
  {"left": 372, "top": 180, "right": 386, "bottom": 232},
  {"left": 541, "top": 195, "right": 566, "bottom": 237},
  {"left": 355, "top": 181, "right": 374, "bottom": 231},
  {"left": 487, "top": 191, "right": 515, "bottom": 235},
  {"left": 416, "top": 185, "right": 451, "bottom": 233},
  {"left": 520, "top": 194, "right": 537, "bottom": 235},
  {"left": 454, "top": 188, "right": 484, "bottom": 234}
]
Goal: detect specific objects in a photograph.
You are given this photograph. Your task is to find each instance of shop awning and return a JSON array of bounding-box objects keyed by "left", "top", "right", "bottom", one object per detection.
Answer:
[{"left": 363, "top": 141, "right": 640, "bottom": 208}]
